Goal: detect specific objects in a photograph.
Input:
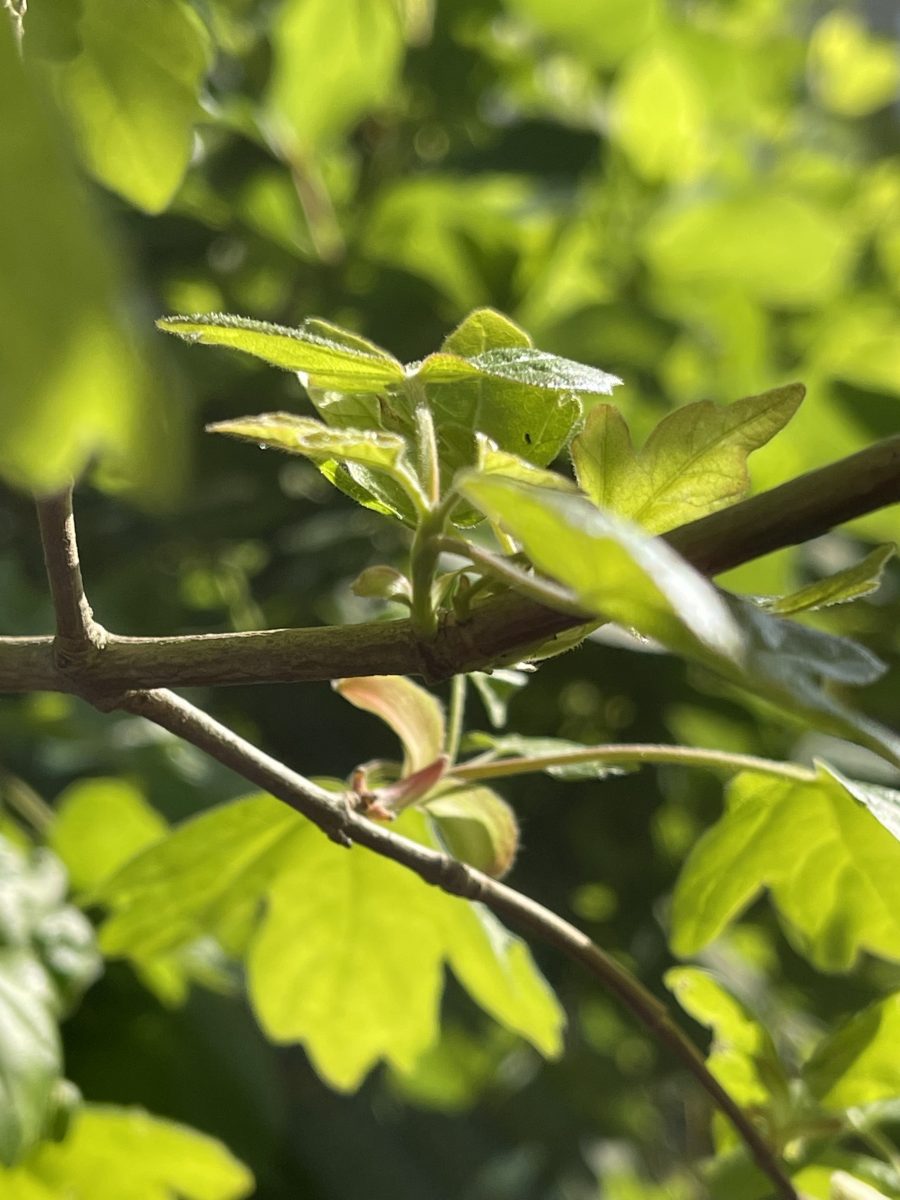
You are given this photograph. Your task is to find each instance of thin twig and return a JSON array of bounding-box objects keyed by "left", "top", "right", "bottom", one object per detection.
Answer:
[{"left": 35, "top": 487, "right": 105, "bottom": 661}]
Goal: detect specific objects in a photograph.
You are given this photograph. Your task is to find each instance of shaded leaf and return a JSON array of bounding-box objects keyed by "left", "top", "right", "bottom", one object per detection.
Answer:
[
  {"left": 464, "top": 732, "right": 632, "bottom": 780},
  {"left": 157, "top": 314, "right": 405, "bottom": 390},
  {"left": 571, "top": 386, "right": 804, "bottom": 535},
  {"left": 468, "top": 669, "right": 532, "bottom": 729},
  {"left": 820, "top": 764, "right": 900, "bottom": 844},
  {"left": 670, "top": 769, "right": 900, "bottom": 970},
  {"left": 426, "top": 785, "right": 519, "bottom": 877}
]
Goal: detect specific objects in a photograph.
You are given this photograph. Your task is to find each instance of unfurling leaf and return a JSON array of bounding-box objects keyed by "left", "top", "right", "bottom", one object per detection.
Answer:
[
  {"left": 157, "top": 313, "right": 405, "bottom": 390},
  {"left": 426, "top": 786, "right": 519, "bottom": 877},
  {"left": 571, "top": 384, "right": 804, "bottom": 535},
  {"left": 334, "top": 676, "right": 446, "bottom": 774},
  {"left": 350, "top": 565, "right": 412, "bottom": 605}
]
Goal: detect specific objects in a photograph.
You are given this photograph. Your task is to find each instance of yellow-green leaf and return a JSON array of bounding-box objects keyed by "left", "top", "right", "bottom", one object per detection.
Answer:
[
  {"left": 764, "top": 545, "right": 895, "bottom": 615},
  {"left": 804, "top": 993, "right": 900, "bottom": 1111},
  {"left": 51, "top": 0, "right": 211, "bottom": 213},
  {"left": 158, "top": 314, "right": 405, "bottom": 390},
  {"left": 670, "top": 769, "right": 900, "bottom": 970},
  {"left": 572, "top": 385, "right": 804, "bottom": 534}
]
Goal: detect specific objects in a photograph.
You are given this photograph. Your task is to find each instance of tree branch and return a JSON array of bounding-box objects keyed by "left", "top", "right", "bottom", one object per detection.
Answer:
[{"left": 4, "top": 433, "right": 898, "bottom": 696}]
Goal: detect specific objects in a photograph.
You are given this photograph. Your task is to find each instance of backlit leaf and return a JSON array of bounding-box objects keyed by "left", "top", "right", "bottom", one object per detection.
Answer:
[
  {"left": 0, "top": 21, "right": 146, "bottom": 493},
  {"left": 51, "top": 0, "right": 211, "bottom": 213},
  {"left": 665, "top": 967, "right": 788, "bottom": 1108},
  {"left": 334, "top": 675, "right": 445, "bottom": 773},
  {"left": 670, "top": 769, "right": 900, "bottom": 970},
  {"left": 9, "top": 1105, "right": 253, "bottom": 1200},
  {"left": 572, "top": 386, "right": 804, "bottom": 534},
  {"left": 98, "top": 798, "right": 563, "bottom": 1089},
  {"left": 157, "top": 314, "right": 405, "bottom": 390}
]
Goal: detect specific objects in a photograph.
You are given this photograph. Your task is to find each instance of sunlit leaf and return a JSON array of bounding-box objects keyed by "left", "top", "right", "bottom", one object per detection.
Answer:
[
  {"left": 458, "top": 474, "right": 745, "bottom": 663},
  {"left": 762, "top": 545, "right": 895, "bottom": 615},
  {"left": 809, "top": 12, "right": 900, "bottom": 118},
  {"left": 50, "top": 0, "right": 211, "bottom": 213},
  {"left": 334, "top": 675, "right": 445, "bottom": 773},
  {"left": 670, "top": 769, "right": 900, "bottom": 970},
  {"left": 819, "top": 764, "right": 900, "bottom": 845},
  {"left": 98, "top": 799, "right": 563, "bottom": 1090},
  {"left": 804, "top": 993, "right": 900, "bottom": 1111},
  {"left": 49, "top": 779, "right": 166, "bottom": 895},
  {"left": 572, "top": 385, "right": 804, "bottom": 534},
  {"left": 266, "top": 0, "right": 405, "bottom": 151},
  {"left": 441, "top": 308, "right": 532, "bottom": 357},
  {"left": 644, "top": 190, "right": 857, "bottom": 308},
  {"left": 0, "top": 21, "right": 146, "bottom": 493},
  {"left": 157, "top": 314, "right": 405, "bottom": 390}
]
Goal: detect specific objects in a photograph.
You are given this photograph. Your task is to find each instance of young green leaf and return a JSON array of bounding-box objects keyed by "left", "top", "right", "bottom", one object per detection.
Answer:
[
  {"left": 468, "top": 669, "right": 532, "bottom": 729},
  {"left": 426, "top": 785, "right": 519, "bottom": 877},
  {"left": 207, "top": 413, "right": 426, "bottom": 516},
  {"left": 803, "top": 993, "right": 900, "bottom": 1111},
  {"left": 761, "top": 544, "right": 895, "bottom": 615},
  {"left": 417, "top": 347, "right": 623, "bottom": 395},
  {"left": 475, "top": 432, "right": 578, "bottom": 490},
  {"left": 670, "top": 768, "right": 900, "bottom": 970},
  {"left": 334, "top": 675, "right": 445, "bottom": 773},
  {"left": 441, "top": 308, "right": 533, "bottom": 357},
  {"left": 157, "top": 313, "right": 405, "bottom": 390},
  {"left": 98, "top": 798, "right": 563, "bottom": 1090},
  {"left": 571, "top": 385, "right": 804, "bottom": 535},
  {"left": 6, "top": 1105, "right": 254, "bottom": 1200},
  {"left": 458, "top": 474, "right": 745, "bottom": 664}
]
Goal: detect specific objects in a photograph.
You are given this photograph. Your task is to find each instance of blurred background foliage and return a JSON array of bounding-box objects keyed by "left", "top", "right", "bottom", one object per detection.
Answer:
[{"left": 2, "top": 0, "right": 900, "bottom": 1197}]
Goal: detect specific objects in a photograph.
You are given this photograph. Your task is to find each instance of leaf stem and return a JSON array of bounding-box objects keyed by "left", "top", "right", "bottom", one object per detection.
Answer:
[
  {"left": 445, "top": 674, "right": 467, "bottom": 764},
  {"left": 435, "top": 535, "right": 588, "bottom": 618},
  {"left": 452, "top": 743, "right": 817, "bottom": 784},
  {"left": 409, "top": 380, "right": 440, "bottom": 509}
]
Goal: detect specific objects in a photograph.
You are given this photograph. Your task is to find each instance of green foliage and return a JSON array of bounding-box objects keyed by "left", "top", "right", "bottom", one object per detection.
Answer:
[
  {"left": 51, "top": 0, "right": 211, "bottom": 213},
  {"left": 7, "top": 0, "right": 900, "bottom": 1195},
  {"left": 0, "top": 20, "right": 145, "bottom": 494},
  {"left": 97, "top": 799, "right": 562, "bottom": 1089},
  {"left": 571, "top": 385, "right": 804, "bottom": 534},
  {"left": 0, "top": 836, "right": 99, "bottom": 1166},
  {"left": 670, "top": 769, "right": 900, "bottom": 970},
  {"left": 0, "top": 1105, "right": 254, "bottom": 1199}
]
